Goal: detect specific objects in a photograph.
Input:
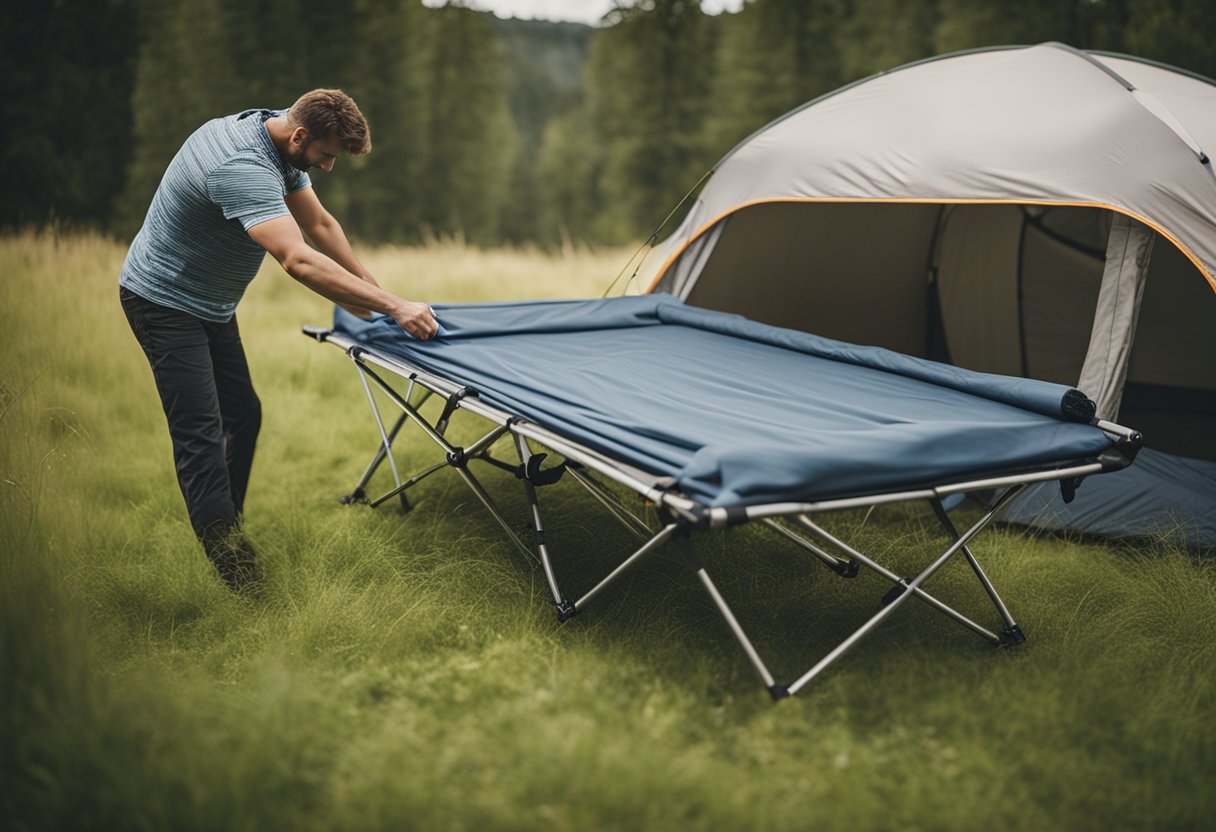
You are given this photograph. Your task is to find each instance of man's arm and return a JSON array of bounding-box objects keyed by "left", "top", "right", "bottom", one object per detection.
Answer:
[
  {"left": 285, "top": 187, "right": 378, "bottom": 317},
  {"left": 286, "top": 187, "right": 375, "bottom": 278},
  {"left": 248, "top": 214, "right": 437, "bottom": 340}
]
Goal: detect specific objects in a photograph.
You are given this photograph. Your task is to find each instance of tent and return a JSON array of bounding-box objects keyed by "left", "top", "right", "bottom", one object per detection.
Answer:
[{"left": 645, "top": 42, "right": 1216, "bottom": 549}]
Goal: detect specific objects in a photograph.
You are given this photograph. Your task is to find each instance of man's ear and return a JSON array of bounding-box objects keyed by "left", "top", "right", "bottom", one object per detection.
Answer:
[{"left": 290, "top": 126, "right": 310, "bottom": 147}]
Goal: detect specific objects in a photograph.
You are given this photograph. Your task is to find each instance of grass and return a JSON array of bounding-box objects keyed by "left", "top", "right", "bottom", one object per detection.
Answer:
[{"left": 2, "top": 230, "right": 1214, "bottom": 831}]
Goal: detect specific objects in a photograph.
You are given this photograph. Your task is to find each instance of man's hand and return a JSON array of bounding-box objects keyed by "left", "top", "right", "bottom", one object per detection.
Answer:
[{"left": 388, "top": 299, "right": 438, "bottom": 340}]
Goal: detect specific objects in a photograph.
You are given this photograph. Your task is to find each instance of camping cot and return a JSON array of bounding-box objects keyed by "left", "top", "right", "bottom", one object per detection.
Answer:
[{"left": 303, "top": 294, "right": 1141, "bottom": 700}]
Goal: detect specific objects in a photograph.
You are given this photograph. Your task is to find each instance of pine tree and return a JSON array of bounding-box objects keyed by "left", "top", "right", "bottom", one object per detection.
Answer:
[
  {"left": 707, "top": 0, "right": 846, "bottom": 157},
  {"left": 414, "top": 3, "right": 516, "bottom": 244},
  {"left": 836, "top": 0, "right": 939, "bottom": 81},
  {"left": 1123, "top": 0, "right": 1216, "bottom": 78},
  {"left": 537, "top": 104, "right": 607, "bottom": 245},
  {"left": 1, "top": 0, "right": 137, "bottom": 229},
  {"left": 337, "top": 0, "right": 430, "bottom": 243},
  {"left": 585, "top": 0, "right": 716, "bottom": 243}
]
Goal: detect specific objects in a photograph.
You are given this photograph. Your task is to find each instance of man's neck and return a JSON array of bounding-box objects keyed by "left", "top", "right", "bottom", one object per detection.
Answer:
[{"left": 264, "top": 116, "right": 292, "bottom": 157}]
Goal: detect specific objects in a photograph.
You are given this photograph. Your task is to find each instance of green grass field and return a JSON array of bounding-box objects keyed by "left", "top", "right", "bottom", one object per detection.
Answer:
[{"left": 3, "top": 231, "right": 1214, "bottom": 831}]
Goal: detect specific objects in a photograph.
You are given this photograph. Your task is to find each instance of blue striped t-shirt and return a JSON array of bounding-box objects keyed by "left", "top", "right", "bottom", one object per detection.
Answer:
[{"left": 120, "top": 108, "right": 312, "bottom": 322}]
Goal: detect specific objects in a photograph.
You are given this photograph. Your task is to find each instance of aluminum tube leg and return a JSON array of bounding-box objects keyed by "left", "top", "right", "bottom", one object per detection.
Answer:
[
  {"left": 673, "top": 536, "right": 780, "bottom": 696},
  {"left": 368, "top": 460, "right": 449, "bottom": 508},
  {"left": 566, "top": 465, "right": 653, "bottom": 539},
  {"left": 795, "top": 516, "right": 1000, "bottom": 643},
  {"left": 575, "top": 524, "right": 678, "bottom": 610},
  {"left": 368, "top": 423, "right": 508, "bottom": 509},
  {"left": 464, "top": 425, "right": 511, "bottom": 460},
  {"left": 511, "top": 433, "right": 567, "bottom": 614},
  {"left": 788, "top": 487, "right": 1024, "bottom": 695},
  {"left": 452, "top": 465, "right": 535, "bottom": 563},
  {"left": 356, "top": 364, "right": 403, "bottom": 489},
  {"left": 358, "top": 362, "right": 459, "bottom": 452},
  {"left": 346, "top": 412, "right": 408, "bottom": 499},
  {"left": 761, "top": 518, "right": 856, "bottom": 576},
  {"left": 930, "top": 497, "right": 1022, "bottom": 643}
]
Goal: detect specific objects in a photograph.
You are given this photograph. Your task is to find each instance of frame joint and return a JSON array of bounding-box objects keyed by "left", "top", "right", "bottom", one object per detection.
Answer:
[
  {"left": 1000, "top": 624, "right": 1026, "bottom": 646},
  {"left": 768, "top": 683, "right": 791, "bottom": 702},
  {"left": 438, "top": 386, "right": 477, "bottom": 428}
]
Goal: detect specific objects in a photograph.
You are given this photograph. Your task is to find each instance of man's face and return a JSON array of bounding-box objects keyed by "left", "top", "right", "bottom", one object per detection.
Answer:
[{"left": 286, "top": 129, "right": 342, "bottom": 173}]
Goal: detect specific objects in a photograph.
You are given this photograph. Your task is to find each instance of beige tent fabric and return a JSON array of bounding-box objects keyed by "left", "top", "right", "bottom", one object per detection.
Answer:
[
  {"left": 935, "top": 205, "right": 1023, "bottom": 376},
  {"left": 1018, "top": 215, "right": 1106, "bottom": 384},
  {"left": 684, "top": 202, "right": 938, "bottom": 355},
  {"left": 1078, "top": 216, "right": 1155, "bottom": 419},
  {"left": 651, "top": 44, "right": 1216, "bottom": 293}
]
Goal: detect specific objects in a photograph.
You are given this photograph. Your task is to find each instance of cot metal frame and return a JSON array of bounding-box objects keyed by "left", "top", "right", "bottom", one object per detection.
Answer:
[{"left": 303, "top": 325, "right": 1142, "bottom": 701}]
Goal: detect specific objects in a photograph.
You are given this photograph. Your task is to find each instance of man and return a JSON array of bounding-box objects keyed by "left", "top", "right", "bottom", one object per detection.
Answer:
[{"left": 119, "top": 89, "right": 436, "bottom": 592}]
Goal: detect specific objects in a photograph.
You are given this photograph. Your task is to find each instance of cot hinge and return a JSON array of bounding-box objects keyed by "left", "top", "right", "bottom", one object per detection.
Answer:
[
  {"left": 436, "top": 386, "right": 476, "bottom": 435},
  {"left": 1099, "top": 433, "right": 1143, "bottom": 471},
  {"left": 515, "top": 452, "right": 567, "bottom": 486},
  {"left": 660, "top": 503, "right": 712, "bottom": 533}
]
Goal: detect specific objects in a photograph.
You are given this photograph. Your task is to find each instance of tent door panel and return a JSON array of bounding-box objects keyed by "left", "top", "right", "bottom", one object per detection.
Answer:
[{"left": 685, "top": 202, "right": 939, "bottom": 357}]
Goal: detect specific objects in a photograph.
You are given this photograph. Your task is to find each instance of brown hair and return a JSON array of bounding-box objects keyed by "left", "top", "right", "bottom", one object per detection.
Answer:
[{"left": 286, "top": 89, "right": 371, "bottom": 155}]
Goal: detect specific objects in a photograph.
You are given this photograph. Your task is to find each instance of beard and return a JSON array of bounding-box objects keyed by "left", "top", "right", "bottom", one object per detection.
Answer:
[{"left": 286, "top": 139, "right": 313, "bottom": 172}]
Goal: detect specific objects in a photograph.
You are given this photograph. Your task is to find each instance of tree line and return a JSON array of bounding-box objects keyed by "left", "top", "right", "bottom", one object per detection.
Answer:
[{"left": 4, "top": 0, "right": 1214, "bottom": 248}]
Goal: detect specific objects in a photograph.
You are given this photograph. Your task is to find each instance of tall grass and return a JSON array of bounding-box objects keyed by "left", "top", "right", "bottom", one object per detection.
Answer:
[{"left": 2, "top": 230, "right": 1214, "bottom": 831}]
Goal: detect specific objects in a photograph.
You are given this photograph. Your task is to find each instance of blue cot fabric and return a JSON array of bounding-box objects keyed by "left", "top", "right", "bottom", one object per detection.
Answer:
[
  {"left": 333, "top": 296, "right": 1115, "bottom": 507},
  {"left": 120, "top": 108, "right": 311, "bottom": 323}
]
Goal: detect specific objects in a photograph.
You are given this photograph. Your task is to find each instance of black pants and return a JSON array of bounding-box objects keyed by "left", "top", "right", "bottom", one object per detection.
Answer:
[{"left": 121, "top": 287, "right": 261, "bottom": 556}]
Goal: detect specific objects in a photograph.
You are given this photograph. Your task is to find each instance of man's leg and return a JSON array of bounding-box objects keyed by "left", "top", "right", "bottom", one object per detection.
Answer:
[
  {"left": 120, "top": 288, "right": 257, "bottom": 590},
  {"left": 207, "top": 315, "right": 261, "bottom": 521}
]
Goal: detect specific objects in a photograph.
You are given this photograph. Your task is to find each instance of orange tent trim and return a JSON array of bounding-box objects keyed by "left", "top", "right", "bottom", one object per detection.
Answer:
[{"left": 644, "top": 197, "right": 1216, "bottom": 296}]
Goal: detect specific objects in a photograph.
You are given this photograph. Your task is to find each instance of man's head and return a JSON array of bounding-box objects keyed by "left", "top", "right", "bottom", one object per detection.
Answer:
[{"left": 283, "top": 89, "right": 371, "bottom": 173}]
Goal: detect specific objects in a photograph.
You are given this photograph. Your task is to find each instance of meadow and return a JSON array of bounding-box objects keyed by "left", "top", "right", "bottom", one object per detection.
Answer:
[{"left": 2, "top": 231, "right": 1214, "bottom": 831}]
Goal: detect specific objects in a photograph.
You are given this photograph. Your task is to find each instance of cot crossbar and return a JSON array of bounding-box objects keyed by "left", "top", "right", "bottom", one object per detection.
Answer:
[{"left": 303, "top": 325, "right": 1141, "bottom": 701}]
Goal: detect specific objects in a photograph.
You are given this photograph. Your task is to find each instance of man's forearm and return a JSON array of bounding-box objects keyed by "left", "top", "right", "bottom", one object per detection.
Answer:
[
  {"left": 305, "top": 217, "right": 380, "bottom": 287},
  {"left": 281, "top": 246, "right": 396, "bottom": 313},
  {"left": 252, "top": 211, "right": 437, "bottom": 340},
  {"left": 282, "top": 247, "right": 437, "bottom": 340}
]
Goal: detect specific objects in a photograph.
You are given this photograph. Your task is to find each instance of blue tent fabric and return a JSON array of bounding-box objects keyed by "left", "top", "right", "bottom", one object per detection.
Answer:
[
  {"left": 1003, "top": 448, "right": 1216, "bottom": 548},
  {"left": 333, "top": 296, "right": 1115, "bottom": 507}
]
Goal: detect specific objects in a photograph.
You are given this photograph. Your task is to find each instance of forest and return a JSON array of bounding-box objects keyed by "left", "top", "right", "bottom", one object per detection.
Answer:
[{"left": 4, "top": 0, "right": 1214, "bottom": 247}]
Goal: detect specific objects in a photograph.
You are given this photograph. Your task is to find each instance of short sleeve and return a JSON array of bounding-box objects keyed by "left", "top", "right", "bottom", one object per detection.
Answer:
[
  {"left": 206, "top": 156, "right": 292, "bottom": 230},
  {"left": 287, "top": 168, "right": 312, "bottom": 193}
]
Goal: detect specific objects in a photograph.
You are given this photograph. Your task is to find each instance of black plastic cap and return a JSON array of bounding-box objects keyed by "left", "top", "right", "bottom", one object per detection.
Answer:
[
  {"left": 1000, "top": 624, "right": 1026, "bottom": 647},
  {"left": 556, "top": 599, "right": 579, "bottom": 623},
  {"left": 1060, "top": 388, "right": 1097, "bottom": 422},
  {"left": 768, "top": 684, "right": 791, "bottom": 702},
  {"left": 340, "top": 488, "right": 368, "bottom": 505},
  {"left": 723, "top": 505, "right": 749, "bottom": 527}
]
